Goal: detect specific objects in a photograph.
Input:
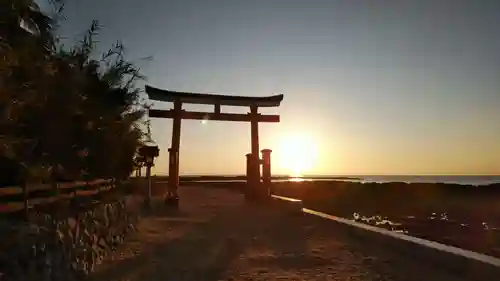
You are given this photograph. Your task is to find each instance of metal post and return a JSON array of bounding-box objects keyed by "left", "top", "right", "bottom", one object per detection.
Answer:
[
  {"left": 147, "top": 164, "right": 152, "bottom": 200},
  {"left": 168, "top": 147, "right": 176, "bottom": 191}
]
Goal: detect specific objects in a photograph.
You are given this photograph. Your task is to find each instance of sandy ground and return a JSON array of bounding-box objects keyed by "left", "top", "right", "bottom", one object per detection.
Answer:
[{"left": 89, "top": 185, "right": 500, "bottom": 281}]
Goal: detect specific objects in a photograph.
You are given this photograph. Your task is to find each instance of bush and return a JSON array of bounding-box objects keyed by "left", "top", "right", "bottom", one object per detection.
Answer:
[{"left": 0, "top": 1, "right": 148, "bottom": 185}]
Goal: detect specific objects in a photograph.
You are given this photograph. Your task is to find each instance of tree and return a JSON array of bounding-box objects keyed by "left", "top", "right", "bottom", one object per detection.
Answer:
[{"left": 0, "top": 2, "right": 148, "bottom": 185}]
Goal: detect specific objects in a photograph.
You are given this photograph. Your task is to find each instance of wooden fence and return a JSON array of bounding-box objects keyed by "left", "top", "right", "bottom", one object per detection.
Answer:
[{"left": 0, "top": 179, "right": 115, "bottom": 215}]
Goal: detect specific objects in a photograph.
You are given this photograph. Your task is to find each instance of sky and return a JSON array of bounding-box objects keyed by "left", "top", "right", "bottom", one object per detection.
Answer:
[{"left": 43, "top": 0, "right": 500, "bottom": 175}]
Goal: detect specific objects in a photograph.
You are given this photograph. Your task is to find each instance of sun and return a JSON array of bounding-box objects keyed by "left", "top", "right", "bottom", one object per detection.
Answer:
[{"left": 277, "top": 134, "right": 318, "bottom": 177}]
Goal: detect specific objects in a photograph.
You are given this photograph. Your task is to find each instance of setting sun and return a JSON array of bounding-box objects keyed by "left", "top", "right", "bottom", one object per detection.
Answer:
[{"left": 277, "top": 134, "right": 318, "bottom": 176}]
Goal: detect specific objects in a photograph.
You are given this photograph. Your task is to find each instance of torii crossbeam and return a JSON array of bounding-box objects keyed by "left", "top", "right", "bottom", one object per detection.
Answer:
[{"left": 145, "top": 85, "right": 283, "bottom": 206}]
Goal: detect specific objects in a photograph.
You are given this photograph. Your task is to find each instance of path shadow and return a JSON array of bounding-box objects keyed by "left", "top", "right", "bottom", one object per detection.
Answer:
[
  {"left": 89, "top": 203, "right": 247, "bottom": 281},
  {"left": 90, "top": 197, "right": 327, "bottom": 281}
]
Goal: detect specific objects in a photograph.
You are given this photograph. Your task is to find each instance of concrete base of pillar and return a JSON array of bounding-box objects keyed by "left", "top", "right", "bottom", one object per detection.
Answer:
[
  {"left": 164, "top": 196, "right": 179, "bottom": 208},
  {"left": 245, "top": 183, "right": 271, "bottom": 203}
]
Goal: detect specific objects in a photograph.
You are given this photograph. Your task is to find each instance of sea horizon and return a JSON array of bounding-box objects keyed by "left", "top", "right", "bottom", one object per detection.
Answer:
[{"left": 153, "top": 174, "right": 500, "bottom": 186}]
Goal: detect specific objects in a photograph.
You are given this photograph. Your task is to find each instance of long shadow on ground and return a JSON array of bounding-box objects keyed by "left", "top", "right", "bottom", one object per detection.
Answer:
[{"left": 89, "top": 204, "right": 248, "bottom": 281}]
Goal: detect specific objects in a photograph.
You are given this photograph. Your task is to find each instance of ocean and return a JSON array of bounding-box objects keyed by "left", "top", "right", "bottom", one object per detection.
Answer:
[
  {"left": 342, "top": 175, "right": 500, "bottom": 186},
  {"left": 179, "top": 175, "right": 500, "bottom": 186}
]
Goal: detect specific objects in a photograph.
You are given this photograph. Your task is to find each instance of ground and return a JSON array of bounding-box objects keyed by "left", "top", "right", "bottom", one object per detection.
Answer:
[{"left": 89, "top": 185, "right": 500, "bottom": 281}]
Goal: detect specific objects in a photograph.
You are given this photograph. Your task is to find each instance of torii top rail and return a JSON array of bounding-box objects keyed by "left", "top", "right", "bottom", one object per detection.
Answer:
[{"left": 145, "top": 85, "right": 283, "bottom": 204}]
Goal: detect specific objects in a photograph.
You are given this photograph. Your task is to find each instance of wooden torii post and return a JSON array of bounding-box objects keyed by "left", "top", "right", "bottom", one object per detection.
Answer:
[{"left": 145, "top": 85, "right": 283, "bottom": 206}]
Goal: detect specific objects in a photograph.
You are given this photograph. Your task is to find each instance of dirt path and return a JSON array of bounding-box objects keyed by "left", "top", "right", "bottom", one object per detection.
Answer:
[{"left": 89, "top": 186, "right": 500, "bottom": 281}]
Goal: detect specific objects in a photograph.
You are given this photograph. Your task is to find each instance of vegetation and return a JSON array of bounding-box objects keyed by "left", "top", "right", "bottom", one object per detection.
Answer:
[{"left": 0, "top": 0, "right": 148, "bottom": 185}]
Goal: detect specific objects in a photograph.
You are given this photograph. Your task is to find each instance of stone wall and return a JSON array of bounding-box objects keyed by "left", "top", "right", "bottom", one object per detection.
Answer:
[{"left": 0, "top": 195, "right": 140, "bottom": 281}]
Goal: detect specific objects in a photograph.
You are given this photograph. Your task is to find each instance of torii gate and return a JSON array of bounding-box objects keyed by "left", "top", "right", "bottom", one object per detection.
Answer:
[{"left": 145, "top": 85, "right": 283, "bottom": 206}]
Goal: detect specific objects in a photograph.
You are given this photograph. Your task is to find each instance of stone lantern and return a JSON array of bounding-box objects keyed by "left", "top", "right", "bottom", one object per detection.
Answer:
[{"left": 138, "top": 144, "right": 160, "bottom": 207}]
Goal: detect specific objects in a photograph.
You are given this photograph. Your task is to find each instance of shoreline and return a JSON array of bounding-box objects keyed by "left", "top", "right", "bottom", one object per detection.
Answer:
[{"left": 149, "top": 175, "right": 500, "bottom": 187}]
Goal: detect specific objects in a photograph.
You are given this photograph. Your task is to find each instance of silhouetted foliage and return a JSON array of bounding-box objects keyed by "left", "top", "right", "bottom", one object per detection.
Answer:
[{"left": 0, "top": 1, "right": 147, "bottom": 185}]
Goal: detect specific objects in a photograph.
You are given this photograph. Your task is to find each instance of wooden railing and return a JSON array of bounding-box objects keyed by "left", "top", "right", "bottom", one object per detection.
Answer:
[{"left": 0, "top": 179, "right": 115, "bottom": 215}]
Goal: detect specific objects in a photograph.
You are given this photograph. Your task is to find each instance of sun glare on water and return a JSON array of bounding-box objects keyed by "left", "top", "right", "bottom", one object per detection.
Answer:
[{"left": 277, "top": 133, "right": 318, "bottom": 177}]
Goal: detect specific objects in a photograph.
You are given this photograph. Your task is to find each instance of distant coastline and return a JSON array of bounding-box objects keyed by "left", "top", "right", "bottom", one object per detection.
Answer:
[
  {"left": 172, "top": 175, "right": 360, "bottom": 182},
  {"left": 150, "top": 175, "right": 500, "bottom": 186}
]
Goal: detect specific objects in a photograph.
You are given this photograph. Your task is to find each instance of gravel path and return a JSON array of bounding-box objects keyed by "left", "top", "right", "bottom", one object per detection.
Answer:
[{"left": 89, "top": 186, "right": 500, "bottom": 281}]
